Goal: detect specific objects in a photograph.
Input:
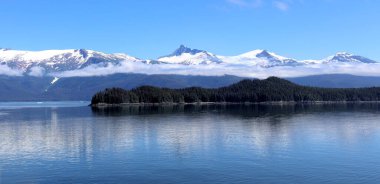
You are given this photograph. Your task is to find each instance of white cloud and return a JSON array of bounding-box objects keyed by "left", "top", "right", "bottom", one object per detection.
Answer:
[
  {"left": 50, "top": 60, "right": 380, "bottom": 79},
  {"left": 28, "top": 66, "right": 45, "bottom": 77},
  {"left": 226, "top": 0, "right": 263, "bottom": 8},
  {"left": 226, "top": 0, "right": 302, "bottom": 11},
  {"left": 273, "top": 1, "right": 289, "bottom": 11},
  {"left": 0, "top": 65, "right": 23, "bottom": 76}
]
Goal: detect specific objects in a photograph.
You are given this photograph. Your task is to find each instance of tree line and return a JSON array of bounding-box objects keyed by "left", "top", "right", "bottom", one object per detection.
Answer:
[{"left": 91, "top": 77, "right": 380, "bottom": 105}]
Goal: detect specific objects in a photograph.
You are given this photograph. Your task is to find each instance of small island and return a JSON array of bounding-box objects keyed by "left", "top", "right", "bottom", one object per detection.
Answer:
[{"left": 91, "top": 77, "right": 380, "bottom": 106}]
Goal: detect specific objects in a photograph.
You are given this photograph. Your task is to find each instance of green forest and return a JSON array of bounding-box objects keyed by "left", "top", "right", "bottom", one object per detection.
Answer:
[{"left": 91, "top": 77, "right": 380, "bottom": 105}]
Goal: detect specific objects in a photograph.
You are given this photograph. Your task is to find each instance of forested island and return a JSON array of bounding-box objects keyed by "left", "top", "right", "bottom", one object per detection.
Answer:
[{"left": 91, "top": 77, "right": 380, "bottom": 106}]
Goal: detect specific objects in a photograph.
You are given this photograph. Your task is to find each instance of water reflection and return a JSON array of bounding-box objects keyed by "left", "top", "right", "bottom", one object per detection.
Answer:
[
  {"left": 0, "top": 104, "right": 380, "bottom": 183},
  {"left": 91, "top": 103, "right": 380, "bottom": 117},
  {"left": 0, "top": 104, "right": 379, "bottom": 158}
]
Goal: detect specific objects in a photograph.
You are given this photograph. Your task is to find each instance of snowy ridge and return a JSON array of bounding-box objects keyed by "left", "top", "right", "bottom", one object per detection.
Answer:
[
  {"left": 323, "top": 52, "right": 377, "bottom": 64},
  {"left": 0, "top": 49, "right": 81, "bottom": 62},
  {"left": 157, "top": 45, "right": 222, "bottom": 65},
  {"left": 0, "top": 49, "right": 141, "bottom": 72},
  {"left": 219, "top": 49, "right": 300, "bottom": 67},
  {"left": 0, "top": 45, "right": 378, "bottom": 77},
  {"left": 300, "top": 52, "right": 378, "bottom": 64}
]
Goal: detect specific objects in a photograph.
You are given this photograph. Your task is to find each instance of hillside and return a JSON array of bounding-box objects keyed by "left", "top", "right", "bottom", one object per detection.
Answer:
[{"left": 91, "top": 77, "right": 380, "bottom": 105}]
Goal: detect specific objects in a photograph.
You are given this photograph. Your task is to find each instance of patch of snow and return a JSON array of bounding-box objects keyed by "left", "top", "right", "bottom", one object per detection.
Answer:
[
  {"left": 158, "top": 52, "right": 221, "bottom": 65},
  {"left": 0, "top": 49, "right": 77, "bottom": 62},
  {"left": 51, "top": 77, "right": 59, "bottom": 84}
]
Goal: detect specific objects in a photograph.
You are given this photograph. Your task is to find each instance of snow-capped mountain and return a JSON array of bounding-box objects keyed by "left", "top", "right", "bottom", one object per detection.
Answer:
[
  {"left": 157, "top": 45, "right": 222, "bottom": 65},
  {"left": 220, "top": 49, "right": 301, "bottom": 67},
  {"left": 0, "top": 46, "right": 378, "bottom": 77},
  {"left": 1, "top": 46, "right": 380, "bottom": 101},
  {"left": 324, "top": 52, "right": 377, "bottom": 64},
  {"left": 157, "top": 46, "right": 377, "bottom": 67},
  {"left": 303, "top": 52, "right": 378, "bottom": 64},
  {"left": 0, "top": 48, "right": 141, "bottom": 73}
]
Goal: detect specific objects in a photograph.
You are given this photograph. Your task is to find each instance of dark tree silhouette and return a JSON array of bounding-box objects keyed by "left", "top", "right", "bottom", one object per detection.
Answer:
[{"left": 91, "top": 77, "right": 380, "bottom": 105}]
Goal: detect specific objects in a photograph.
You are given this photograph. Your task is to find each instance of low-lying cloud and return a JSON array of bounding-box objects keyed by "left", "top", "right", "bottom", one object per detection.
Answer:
[
  {"left": 28, "top": 66, "right": 45, "bottom": 77},
  {"left": 0, "top": 64, "right": 23, "bottom": 76},
  {"left": 49, "top": 60, "right": 380, "bottom": 79}
]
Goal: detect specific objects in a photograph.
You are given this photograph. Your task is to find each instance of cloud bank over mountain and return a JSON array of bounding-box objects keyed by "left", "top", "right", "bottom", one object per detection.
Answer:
[
  {"left": 0, "top": 64, "right": 23, "bottom": 76},
  {"left": 51, "top": 61, "right": 380, "bottom": 79},
  {"left": 1, "top": 45, "right": 380, "bottom": 79}
]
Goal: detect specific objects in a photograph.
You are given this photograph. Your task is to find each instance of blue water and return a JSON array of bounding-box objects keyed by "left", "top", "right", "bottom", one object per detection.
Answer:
[
  {"left": 0, "top": 102, "right": 380, "bottom": 183},
  {"left": 0, "top": 101, "right": 89, "bottom": 109}
]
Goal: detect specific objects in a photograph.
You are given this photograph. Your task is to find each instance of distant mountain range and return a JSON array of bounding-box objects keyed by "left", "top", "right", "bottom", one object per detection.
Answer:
[
  {"left": 1, "top": 46, "right": 380, "bottom": 101},
  {"left": 0, "top": 45, "right": 378, "bottom": 74},
  {"left": 0, "top": 48, "right": 142, "bottom": 73}
]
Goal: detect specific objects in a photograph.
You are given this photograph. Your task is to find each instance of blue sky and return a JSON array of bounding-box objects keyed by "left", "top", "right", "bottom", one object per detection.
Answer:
[{"left": 0, "top": 0, "right": 379, "bottom": 60}]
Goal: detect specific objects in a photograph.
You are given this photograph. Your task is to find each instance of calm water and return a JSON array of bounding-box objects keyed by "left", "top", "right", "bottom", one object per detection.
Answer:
[{"left": 0, "top": 102, "right": 380, "bottom": 184}]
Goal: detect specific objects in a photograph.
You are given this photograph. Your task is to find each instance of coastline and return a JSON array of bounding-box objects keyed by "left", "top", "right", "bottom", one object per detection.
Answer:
[{"left": 90, "top": 101, "right": 380, "bottom": 107}]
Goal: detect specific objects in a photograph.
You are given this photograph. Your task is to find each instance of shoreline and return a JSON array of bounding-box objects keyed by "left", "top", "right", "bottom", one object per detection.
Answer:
[{"left": 91, "top": 101, "right": 380, "bottom": 107}]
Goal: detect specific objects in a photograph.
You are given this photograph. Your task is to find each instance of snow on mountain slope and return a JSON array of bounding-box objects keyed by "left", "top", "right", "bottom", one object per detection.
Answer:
[
  {"left": 157, "top": 45, "right": 300, "bottom": 67},
  {"left": 0, "top": 48, "right": 141, "bottom": 72},
  {"left": 0, "top": 49, "right": 79, "bottom": 62},
  {"left": 219, "top": 49, "right": 301, "bottom": 67},
  {"left": 157, "top": 45, "right": 222, "bottom": 65},
  {"left": 301, "top": 52, "right": 378, "bottom": 64},
  {"left": 324, "top": 52, "right": 377, "bottom": 64},
  {"left": 0, "top": 46, "right": 378, "bottom": 78}
]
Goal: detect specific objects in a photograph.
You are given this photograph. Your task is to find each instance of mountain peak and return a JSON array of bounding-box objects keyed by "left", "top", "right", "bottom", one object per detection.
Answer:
[
  {"left": 239, "top": 49, "right": 286, "bottom": 59},
  {"left": 325, "top": 52, "right": 377, "bottom": 64},
  {"left": 170, "top": 45, "right": 206, "bottom": 56},
  {"left": 256, "top": 50, "right": 272, "bottom": 58},
  {"left": 239, "top": 49, "right": 266, "bottom": 58},
  {"left": 75, "top": 49, "right": 89, "bottom": 58},
  {"left": 157, "top": 45, "right": 221, "bottom": 65},
  {"left": 335, "top": 52, "right": 352, "bottom": 56},
  {"left": 179, "top": 44, "right": 187, "bottom": 49}
]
